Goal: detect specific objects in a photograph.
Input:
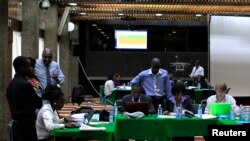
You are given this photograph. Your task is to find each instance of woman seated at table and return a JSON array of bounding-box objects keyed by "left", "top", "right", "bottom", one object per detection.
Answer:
[
  {"left": 163, "top": 82, "right": 194, "bottom": 141},
  {"left": 204, "top": 82, "right": 239, "bottom": 115},
  {"left": 104, "top": 73, "right": 121, "bottom": 98},
  {"left": 163, "top": 82, "right": 194, "bottom": 115},
  {"left": 36, "top": 84, "right": 77, "bottom": 141}
]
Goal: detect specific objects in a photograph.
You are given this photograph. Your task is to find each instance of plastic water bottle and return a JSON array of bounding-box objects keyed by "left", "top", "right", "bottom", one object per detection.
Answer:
[
  {"left": 157, "top": 104, "right": 163, "bottom": 115},
  {"left": 114, "top": 102, "right": 118, "bottom": 116},
  {"left": 239, "top": 105, "right": 243, "bottom": 121},
  {"left": 197, "top": 83, "right": 201, "bottom": 89},
  {"left": 109, "top": 109, "right": 114, "bottom": 124},
  {"left": 197, "top": 104, "right": 202, "bottom": 118},
  {"left": 127, "top": 82, "right": 130, "bottom": 87},
  {"left": 83, "top": 113, "right": 88, "bottom": 124},
  {"left": 176, "top": 107, "right": 181, "bottom": 118},
  {"left": 230, "top": 108, "right": 235, "bottom": 120}
]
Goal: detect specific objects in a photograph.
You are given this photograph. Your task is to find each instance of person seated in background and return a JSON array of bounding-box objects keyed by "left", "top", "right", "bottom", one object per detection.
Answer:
[
  {"left": 189, "top": 60, "right": 204, "bottom": 86},
  {"left": 36, "top": 84, "right": 78, "bottom": 141},
  {"left": 163, "top": 82, "right": 194, "bottom": 115},
  {"left": 204, "top": 82, "right": 239, "bottom": 115},
  {"left": 122, "top": 83, "right": 155, "bottom": 114},
  {"left": 199, "top": 76, "right": 213, "bottom": 89},
  {"left": 169, "top": 72, "right": 175, "bottom": 88},
  {"left": 163, "top": 82, "right": 194, "bottom": 141},
  {"left": 104, "top": 73, "right": 121, "bottom": 98}
]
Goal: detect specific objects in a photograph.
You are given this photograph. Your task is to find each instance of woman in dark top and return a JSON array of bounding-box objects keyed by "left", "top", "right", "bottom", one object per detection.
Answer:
[
  {"left": 163, "top": 82, "right": 194, "bottom": 141},
  {"left": 164, "top": 82, "right": 194, "bottom": 114}
]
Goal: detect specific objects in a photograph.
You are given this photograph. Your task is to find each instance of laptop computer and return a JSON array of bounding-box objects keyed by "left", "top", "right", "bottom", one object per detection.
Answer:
[
  {"left": 71, "top": 110, "right": 94, "bottom": 125},
  {"left": 210, "top": 103, "right": 231, "bottom": 116},
  {"left": 125, "top": 102, "right": 149, "bottom": 115}
]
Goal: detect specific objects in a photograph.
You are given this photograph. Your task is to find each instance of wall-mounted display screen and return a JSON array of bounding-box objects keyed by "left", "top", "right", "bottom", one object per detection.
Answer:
[{"left": 114, "top": 30, "right": 147, "bottom": 49}]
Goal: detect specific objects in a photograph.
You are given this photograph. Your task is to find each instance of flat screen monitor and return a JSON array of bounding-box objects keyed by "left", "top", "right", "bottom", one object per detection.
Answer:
[{"left": 114, "top": 30, "right": 147, "bottom": 50}]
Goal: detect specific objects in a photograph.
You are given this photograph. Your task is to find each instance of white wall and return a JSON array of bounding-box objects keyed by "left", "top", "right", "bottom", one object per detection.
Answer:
[
  {"left": 12, "top": 31, "right": 45, "bottom": 77},
  {"left": 210, "top": 15, "right": 250, "bottom": 96}
]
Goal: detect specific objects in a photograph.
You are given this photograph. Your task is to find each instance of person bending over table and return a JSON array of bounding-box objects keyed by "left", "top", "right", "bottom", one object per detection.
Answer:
[
  {"left": 131, "top": 58, "right": 171, "bottom": 110},
  {"left": 204, "top": 82, "right": 239, "bottom": 115},
  {"left": 36, "top": 84, "right": 77, "bottom": 141},
  {"left": 163, "top": 82, "right": 194, "bottom": 141}
]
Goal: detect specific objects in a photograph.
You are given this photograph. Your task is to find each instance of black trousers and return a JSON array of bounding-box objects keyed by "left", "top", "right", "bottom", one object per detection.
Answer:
[
  {"left": 12, "top": 120, "right": 38, "bottom": 141},
  {"left": 150, "top": 96, "right": 165, "bottom": 111}
]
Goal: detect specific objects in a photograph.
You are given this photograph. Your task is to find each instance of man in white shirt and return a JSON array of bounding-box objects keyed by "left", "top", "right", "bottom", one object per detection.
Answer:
[
  {"left": 189, "top": 60, "right": 204, "bottom": 86},
  {"left": 204, "top": 82, "right": 239, "bottom": 115}
]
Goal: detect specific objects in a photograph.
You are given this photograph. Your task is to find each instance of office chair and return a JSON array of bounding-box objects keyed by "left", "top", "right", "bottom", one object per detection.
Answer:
[
  {"left": 99, "top": 85, "right": 113, "bottom": 105},
  {"left": 226, "top": 88, "right": 231, "bottom": 94}
]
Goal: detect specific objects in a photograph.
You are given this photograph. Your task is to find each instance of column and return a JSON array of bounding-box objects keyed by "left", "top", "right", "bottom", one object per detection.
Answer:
[
  {"left": 44, "top": 4, "right": 58, "bottom": 59},
  {"left": 21, "top": 0, "right": 39, "bottom": 58},
  {"left": 0, "top": 0, "right": 11, "bottom": 140},
  {"left": 59, "top": 18, "right": 70, "bottom": 101}
]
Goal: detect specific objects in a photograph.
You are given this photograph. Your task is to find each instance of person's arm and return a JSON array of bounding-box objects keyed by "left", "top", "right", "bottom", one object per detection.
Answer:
[
  {"left": 230, "top": 96, "right": 239, "bottom": 115},
  {"left": 189, "top": 67, "right": 195, "bottom": 77},
  {"left": 42, "top": 109, "right": 65, "bottom": 131},
  {"left": 56, "top": 65, "right": 65, "bottom": 84},
  {"left": 204, "top": 97, "right": 212, "bottom": 114},
  {"left": 130, "top": 72, "right": 143, "bottom": 85},
  {"left": 164, "top": 72, "right": 172, "bottom": 96}
]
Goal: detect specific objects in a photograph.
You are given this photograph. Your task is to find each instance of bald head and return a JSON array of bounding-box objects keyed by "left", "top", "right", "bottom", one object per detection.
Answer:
[
  {"left": 42, "top": 48, "right": 53, "bottom": 67},
  {"left": 151, "top": 58, "right": 161, "bottom": 74}
]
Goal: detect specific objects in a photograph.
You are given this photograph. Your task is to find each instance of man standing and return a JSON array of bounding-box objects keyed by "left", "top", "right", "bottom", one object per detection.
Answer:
[
  {"left": 6, "top": 56, "right": 42, "bottom": 141},
  {"left": 35, "top": 48, "right": 65, "bottom": 90},
  {"left": 189, "top": 59, "right": 204, "bottom": 86},
  {"left": 131, "top": 58, "right": 171, "bottom": 110}
]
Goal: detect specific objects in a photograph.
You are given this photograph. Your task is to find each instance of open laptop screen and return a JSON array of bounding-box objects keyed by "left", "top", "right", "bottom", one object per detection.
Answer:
[
  {"left": 124, "top": 102, "right": 149, "bottom": 115},
  {"left": 210, "top": 103, "right": 231, "bottom": 116}
]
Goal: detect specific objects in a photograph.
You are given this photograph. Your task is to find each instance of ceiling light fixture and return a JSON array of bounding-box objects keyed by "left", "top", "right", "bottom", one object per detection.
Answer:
[
  {"left": 68, "top": 3, "right": 77, "bottom": 6},
  {"left": 80, "top": 12, "right": 87, "bottom": 15},
  {"left": 195, "top": 14, "right": 203, "bottom": 17},
  {"left": 118, "top": 13, "right": 124, "bottom": 16},
  {"left": 156, "top": 13, "right": 163, "bottom": 16}
]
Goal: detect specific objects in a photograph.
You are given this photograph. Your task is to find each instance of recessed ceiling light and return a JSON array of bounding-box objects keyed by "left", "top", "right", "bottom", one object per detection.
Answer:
[
  {"left": 80, "top": 12, "right": 87, "bottom": 15},
  {"left": 92, "top": 24, "right": 97, "bottom": 26},
  {"left": 118, "top": 13, "right": 124, "bottom": 16},
  {"left": 68, "top": 3, "right": 77, "bottom": 6},
  {"left": 172, "top": 31, "right": 176, "bottom": 34},
  {"left": 156, "top": 13, "right": 163, "bottom": 16},
  {"left": 195, "top": 14, "right": 203, "bottom": 17}
]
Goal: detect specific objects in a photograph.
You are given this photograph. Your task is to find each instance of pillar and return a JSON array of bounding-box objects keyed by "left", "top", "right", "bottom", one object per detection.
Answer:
[
  {"left": 21, "top": 0, "right": 39, "bottom": 58},
  {"left": 44, "top": 4, "right": 58, "bottom": 59}
]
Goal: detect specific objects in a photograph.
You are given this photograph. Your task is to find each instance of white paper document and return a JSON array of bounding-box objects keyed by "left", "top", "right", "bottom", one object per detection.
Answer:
[{"left": 79, "top": 124, "right": 106, "bottom": 131}]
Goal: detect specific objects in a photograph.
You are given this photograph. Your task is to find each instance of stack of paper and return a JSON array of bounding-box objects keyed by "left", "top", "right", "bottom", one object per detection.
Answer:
[{"left": 79, "top": 124, "right": 106, "bottom": 131}]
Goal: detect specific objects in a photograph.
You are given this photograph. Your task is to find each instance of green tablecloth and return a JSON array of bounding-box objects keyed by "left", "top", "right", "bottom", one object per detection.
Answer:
[
  {"left": 50, "top": 114, "right": 237, "bottom": 141},
  {"left": 115, "top": 114, "right": 237, "bottom": 141},
  {"left": 50, "top": 123, "right": 115, "bottom": 141}
]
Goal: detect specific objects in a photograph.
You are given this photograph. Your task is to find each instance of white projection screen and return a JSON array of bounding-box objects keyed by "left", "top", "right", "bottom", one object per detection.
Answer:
[{"left": 210, "top": 15, "right": 250, "bottom": 96}]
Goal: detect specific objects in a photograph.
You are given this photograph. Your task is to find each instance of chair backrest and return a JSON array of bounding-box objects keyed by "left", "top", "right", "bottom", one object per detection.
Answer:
[
  {"left": 99, "top": 85, "right": 105, "bottom": 97},
  {"left": 226, "top": 88, "right": 231, "bottom": 94},
  {"left": 71, "top": 84, "right": 85, "bottom": 105},
  {"left": 193, "top": 103, "right": 206, "bottom": 114}
]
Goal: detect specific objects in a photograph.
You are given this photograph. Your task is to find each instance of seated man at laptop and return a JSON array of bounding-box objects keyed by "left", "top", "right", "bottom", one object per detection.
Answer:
[
  {"left": 204, "top": 82, "right": 239, "bottom": 115},
  {"left": 122, "top": 83, "right": 155, "bottom": 114}
]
